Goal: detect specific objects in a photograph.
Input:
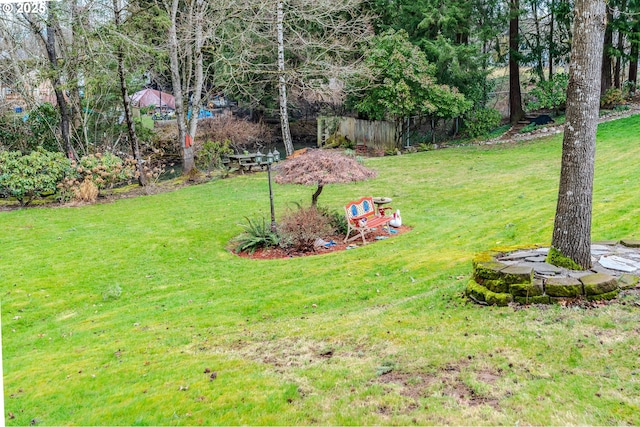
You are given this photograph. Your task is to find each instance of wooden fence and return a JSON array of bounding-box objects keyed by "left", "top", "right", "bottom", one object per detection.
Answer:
[{"left": 317, "top": 116, "right": 399, "bottom": 152}]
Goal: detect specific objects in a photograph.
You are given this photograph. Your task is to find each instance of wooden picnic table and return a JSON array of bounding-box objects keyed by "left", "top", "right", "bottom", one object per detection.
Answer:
[
  {"left": 225, "top": 150, "right": 281, "bottom": 173},
  {"left": 228, "top": 153, "right": 267, "bottom": 172}
]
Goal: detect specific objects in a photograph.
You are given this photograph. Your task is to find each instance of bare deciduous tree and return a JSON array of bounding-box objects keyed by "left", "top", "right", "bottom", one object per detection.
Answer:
[
  {"left": 213, "top": 0, "right": 372, "bottom": 157},
  {"left": 112, "top": 0, "right": 146, "bottom": 185},
  {"left": 164, "top": 0, "right": 238, "bottom": 174}
]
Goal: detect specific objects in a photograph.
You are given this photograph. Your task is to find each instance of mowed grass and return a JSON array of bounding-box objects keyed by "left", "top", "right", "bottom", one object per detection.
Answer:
[{"left": 2, "top": 116, "right": 640, "bottom": 425}]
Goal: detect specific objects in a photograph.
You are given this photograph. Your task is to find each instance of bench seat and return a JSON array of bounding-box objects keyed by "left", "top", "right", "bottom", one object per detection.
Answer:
[{"left": 344, "top": 196, "right": 392, "bottom": 244}]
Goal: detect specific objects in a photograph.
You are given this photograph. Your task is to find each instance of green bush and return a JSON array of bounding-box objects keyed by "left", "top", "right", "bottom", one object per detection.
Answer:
[
  {"left": 463, "top": 108, "right": 502, "bottom": 138},
  {"left": 0, "top": 104, "right": 60, "bottom": 153},
  {"left": 318, "top": 207, "right": 349, "bottom": 236},
  {"left": 140, "top": 105, "right": 155, "bottom": 115},
  {"left": 195, "top": 139, "right": 233, "bottom": 172},
  {"left": 622, "top": 80, "right": 636, "bottom": 98},
  {"left": 519, "top": 123, "right": 537, "bottom": 134},
  {"left": 600, "top": 87, "right": 625, "bottom": 109},
  {"left": 234, "top": 217, "right": 280, "bottom": 254},
  {"left": 26, "top": 103, "right": 60, "bottom": 152},
  {"left": 57, "top": 153, "right": 137, "bottom": 202},
  {"left": 0, "top": 149, "right": 73, "bottom": 206},
  {"left": 0, "top": 114, "right": 30, "bottom": 151},
  {"left": 417, "top": 142, "right": 434, "bottom": 152},
  {"left": 74, "top": 152, "right": 136, "bottom": 189},
  {"left": 527, "top": 73, "right": 568, "bottom": 113}
]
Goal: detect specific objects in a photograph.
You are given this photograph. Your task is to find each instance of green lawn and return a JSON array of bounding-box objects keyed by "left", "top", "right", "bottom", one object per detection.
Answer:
[{"left": 2, "top": 116, "right": 640, "bottom": 425}]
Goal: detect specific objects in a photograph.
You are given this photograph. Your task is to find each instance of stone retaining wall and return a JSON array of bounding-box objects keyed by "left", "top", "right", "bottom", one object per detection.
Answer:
[{"left": 466, "top": 249, "right": 639, "bottom": 306}]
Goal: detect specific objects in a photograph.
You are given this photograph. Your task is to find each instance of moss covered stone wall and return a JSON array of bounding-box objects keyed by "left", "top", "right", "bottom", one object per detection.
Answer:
[{"left": 466, "top": 250, "right": 639, "bottom": 306}]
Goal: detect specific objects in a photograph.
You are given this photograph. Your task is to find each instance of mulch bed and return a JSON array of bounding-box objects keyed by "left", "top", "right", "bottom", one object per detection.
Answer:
[{"left": 233, "top": 225, "right": 412, "bottom": 260}]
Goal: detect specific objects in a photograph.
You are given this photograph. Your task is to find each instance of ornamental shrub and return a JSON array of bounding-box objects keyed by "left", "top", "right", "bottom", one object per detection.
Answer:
[
  {"left": 527, "top": 73, "right": 569, "bottom": 114},
  {"left": 57, "top": 153, "right": 137, "bottom": 203},
  {"left": 26, "top": 103, "right": 60, "bottom": 152},
  {"left": 318, "top": 206, "right": 349, "bottom": 236},
  {"left": 0, "top": 149, "right": 73, "bottom": 206},
  {"left": 462, "top": 108, "right": 502, "bottom": 138},
  {"left": 279, "top": 206, "right": 335, "bottom": 252},
  {"left": 74, "top": 152, "right": 136, "bottom": 189},
  {"left": 195, "top": 139, "right": 233, "bottom": 172},
  {"left": 0, "top": 114, "right": 30, "bottom": 152},
  {"left": 600, "top": 87, "right": 625, "bottom": 109}
]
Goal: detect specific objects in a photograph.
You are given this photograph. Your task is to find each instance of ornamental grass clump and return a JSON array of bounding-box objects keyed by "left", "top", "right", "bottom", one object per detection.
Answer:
[
  {"left": 73, "top": 177, "right": 99, "bottom": 203},
  {"left": 233, "top": 216, "right": 280, "bottom": 254}
]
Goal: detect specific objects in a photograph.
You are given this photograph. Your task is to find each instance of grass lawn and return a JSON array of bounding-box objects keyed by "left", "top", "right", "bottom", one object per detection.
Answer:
[
  {"left": 2, "top": 116, "right": 640, "bottom": 425},
  {"left": 140, "top": 115, "right": 155, "bottom": 130}
]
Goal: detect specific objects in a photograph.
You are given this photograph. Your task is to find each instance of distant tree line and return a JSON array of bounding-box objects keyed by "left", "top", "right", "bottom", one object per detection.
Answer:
[{"left": 0, "top": 0, "right": 638, "bottom": 176}]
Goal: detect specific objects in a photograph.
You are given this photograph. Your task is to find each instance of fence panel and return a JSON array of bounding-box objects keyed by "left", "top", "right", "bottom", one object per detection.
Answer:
[{"left": 318, "top": 116, "right": 398, "bottom": 151}]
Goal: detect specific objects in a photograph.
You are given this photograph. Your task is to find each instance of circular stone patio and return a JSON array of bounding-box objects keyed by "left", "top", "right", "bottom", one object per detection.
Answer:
[{"left": 466, "top": 239, "right": 640, "bottom": 306}]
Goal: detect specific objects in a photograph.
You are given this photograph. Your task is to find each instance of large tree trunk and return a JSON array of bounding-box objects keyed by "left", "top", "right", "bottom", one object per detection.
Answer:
[
  {"left": 548, "top": 0, "right": 555, "bottom": 79},
  {"left": 549, "top": 0, "right": 606, "bottom": 270},
  {"left": 614, "top": 30, "right": 623, "bottom": 88},
  {"left": 531, "top": 0, "right": 545, "bottom": 81},
  {"left": 630, "top": 44, "right": 639, "bottom": 89},
  {"left": 45, "top": 5, "right": 73, "bottom": 159},
  {"left": 113, "top": 0, "right": 146, "bottom": 186},
  {"left": 69, "top": 0, "right": 88, "bottom": 155},
  {"left": 168, "top": 0, "right": 195, "bottom": 174},
  {"left": 614, "top": 0, "right": 626, "bottom": 89},
  {"left": 509, "top": 0, "right": 524, "bottom": 124},
  {"left": 277, "top": 0, "right": 294, "bottom": 157},
  {"left": 187, "top": 0, "right": 206, "bottom": 147},
  {"left": 600, "top": 7, "right": 613, "bottom": 95},
  {"left": 630, "top": 19, "right": 640, "bottom": 90}
]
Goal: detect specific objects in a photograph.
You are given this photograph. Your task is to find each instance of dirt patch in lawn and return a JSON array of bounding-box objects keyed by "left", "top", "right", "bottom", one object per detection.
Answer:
[{"left": 373, "top": 359, "right": 503, "bottom": 411}]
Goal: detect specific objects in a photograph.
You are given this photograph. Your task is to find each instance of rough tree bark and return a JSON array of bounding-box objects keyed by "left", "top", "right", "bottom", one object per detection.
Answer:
[
  {"left": 68, "top": 0, "right": 89, "bottom": 154},
  {"left": 531, "top": 0, "right": 545, "bottom": 81},
  {"left": 113, "top": 0, "right": 146, "bottom": 186},
  {"left": 509, "top": 0, "right": 524, "bottom": 124},
  {"left": 40, "top": 4, "right": 73, "bottom": 159},
  {"left": 187, "top": 0, "right": 206, "bottom": 147},
  {"left": 549, "top": 0, "right": 606, "bottom": 269},
  {"left": 631, "top": 45, "right": 639, "bottom": 88},
  {"left": 614, "top": 0, "right": 626, "bottom": 89},
  {"left": 277, "top": 0, "right": 294, "bottom": 158},
  {"left": 614, "top": 32, "right": 623, "bottom": 88},
  {"left": 600, "top": 7, "right": 613, "bottom": 95},
  {"left": 549, "top": 0, "right": 555, "bottom": 79},
  {"left": 167, "top": 0, "right": 195, "bottom": 174},
  {"left": 629, "top": 19, "right": 640, "bottom": 89}
]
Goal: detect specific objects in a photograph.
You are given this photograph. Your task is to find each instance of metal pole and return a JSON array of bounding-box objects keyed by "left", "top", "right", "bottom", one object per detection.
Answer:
[{"left": 267, "top": 163, "right": 276, "bottom": 232}]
